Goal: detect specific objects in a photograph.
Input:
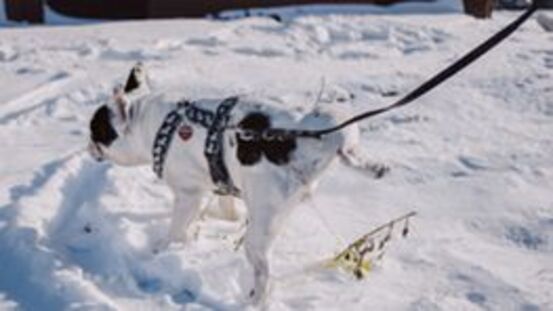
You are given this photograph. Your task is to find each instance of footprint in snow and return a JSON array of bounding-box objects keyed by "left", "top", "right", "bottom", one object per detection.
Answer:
[
  {"left": 171, "top": 288, "right": 197, "bottom": 304},
  {"left": 457, "top": 155, "right": 489, "bottom": 171},
  {"left": 232, "top": 47, "right": 287, "bottom": 58},
  {"left": 99, "top": 48, "right": 168, "bottom": 62},
  {"left": 136, "top": 277, "right": 163, "bottom": 293},
  {"left": 505, "top": 225, "right": 547, "bottom": 251},
  {"left": 134, "top": 275, "right": 199, "bottom": 305},
  {"left": 465, "top": 291, "right": 486, "bottom": 305},
  {"left": 186, "top": 37, "right": 225, "bottom": 48},
  {"left": 336, "top": 50, "right": 379, "bottom": 61}
]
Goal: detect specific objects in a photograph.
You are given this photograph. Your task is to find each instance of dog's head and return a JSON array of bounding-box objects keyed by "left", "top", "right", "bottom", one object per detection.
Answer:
[{"left": 88, "top": 62, "right": 149, "bottom": 165}]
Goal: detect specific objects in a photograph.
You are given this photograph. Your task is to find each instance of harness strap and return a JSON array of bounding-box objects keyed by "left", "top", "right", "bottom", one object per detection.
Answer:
[
  {"left": 152, "top": 101, "right": 189, "bottom": 178},
  {"left": 204, "top": 97, "right": 240, "bottom": 196},
  {"left": 152, "top": 98, "right": 240, "bottom": 196},
  {"left": 185, "top": 102, "right": 213, "bottom": 128}
]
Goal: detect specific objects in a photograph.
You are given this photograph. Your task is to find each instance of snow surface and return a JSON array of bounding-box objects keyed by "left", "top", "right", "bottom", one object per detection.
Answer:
[{"left": 1, "top": 3, "right": 552, "bottom": 310}]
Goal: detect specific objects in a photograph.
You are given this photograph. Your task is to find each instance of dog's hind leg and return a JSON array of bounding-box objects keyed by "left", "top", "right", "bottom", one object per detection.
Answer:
[
  {"left": 339, "top": 147, "right": 390, "bottom": 179},
  {"left": 241, "top": 179, "right": 301, "bottom": 305},
  {"left": 328, "top": 117, "right": 389, "bottom": 179},
  {"left": 243, "top": 222, "right": 272, "bottom": 306}
]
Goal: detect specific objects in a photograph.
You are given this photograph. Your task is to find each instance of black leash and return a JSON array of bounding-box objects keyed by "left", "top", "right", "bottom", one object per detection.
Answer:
[{"left": 250, "top": 5, "right": 538, "bottom": 141}]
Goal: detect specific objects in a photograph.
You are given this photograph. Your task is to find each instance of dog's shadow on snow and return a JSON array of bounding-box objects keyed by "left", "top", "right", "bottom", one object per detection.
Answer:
[{"left": 42, "top": 158, "right": 241, "bottom": 309}]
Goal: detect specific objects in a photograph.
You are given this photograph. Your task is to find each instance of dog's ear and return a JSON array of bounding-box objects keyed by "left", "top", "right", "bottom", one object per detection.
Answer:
[
  {"left": 107, "top": 63, "right": 149, "bottom": 127},
  {"left": 124, "top": 62, "right": 149, "bottom": 95}
]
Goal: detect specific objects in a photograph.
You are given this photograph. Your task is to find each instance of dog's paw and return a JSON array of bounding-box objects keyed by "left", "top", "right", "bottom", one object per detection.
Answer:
[
  {"left": 373, "top": 164, "right": 390, "bottom": 179},
  {"left": 244, "top": 284, "right": 272, "bottom": 307},
  {"left": 152, "top": 236, "right": 188, "bottom": 254},
  {"left": 246, "top": 288, "right": 264, "bottom": 306},
  {"left": 151, "top": 238, "right": 170, "bottom": 254}
]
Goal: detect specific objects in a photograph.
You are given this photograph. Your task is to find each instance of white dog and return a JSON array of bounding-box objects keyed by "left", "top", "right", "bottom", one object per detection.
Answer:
[{"left": 88, "top": 63, "right": 388, "bottom": 305}]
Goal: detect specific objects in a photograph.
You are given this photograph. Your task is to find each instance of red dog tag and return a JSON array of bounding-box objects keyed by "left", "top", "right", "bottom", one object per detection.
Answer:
[{"left": 178, "top": 125, "right": 193, "bottom": 141}]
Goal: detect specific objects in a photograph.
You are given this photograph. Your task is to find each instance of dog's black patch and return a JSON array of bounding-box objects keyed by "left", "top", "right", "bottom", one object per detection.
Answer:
[
  {"left": 124, "top": 66, "right": 141, "bottom": 93},
  {"left": 90, "top": 105, "right": 118, "bottom": 146},
  {"left": 236, "top": 113, "right": 267, "bottom": 165},
  {"left": 236, "top": 112, "right": 296, "bottom": 166}
]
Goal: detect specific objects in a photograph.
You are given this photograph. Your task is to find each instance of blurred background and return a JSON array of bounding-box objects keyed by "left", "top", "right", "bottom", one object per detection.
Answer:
[{"left": 1, "top": 0, "right": 535, "bottom": 25}]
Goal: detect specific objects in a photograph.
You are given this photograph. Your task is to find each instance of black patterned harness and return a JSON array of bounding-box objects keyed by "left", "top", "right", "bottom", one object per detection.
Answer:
[{"left": 152, "top": 97, "right": 240, "bottom": 196}]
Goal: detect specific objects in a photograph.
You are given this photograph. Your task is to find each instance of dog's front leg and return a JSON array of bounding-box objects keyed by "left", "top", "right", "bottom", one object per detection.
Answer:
[
  {"left": 169, "top": 192, "right": 204, "bottom": 243},
  {"left": 154, "top": 191, "right": 204, "bottom": 253},
  {"left": 241, "top": 200, "right": 290, "bottom": 306},
  {"left": 219, "top": 195, "right": 240, "bottom": 221}
]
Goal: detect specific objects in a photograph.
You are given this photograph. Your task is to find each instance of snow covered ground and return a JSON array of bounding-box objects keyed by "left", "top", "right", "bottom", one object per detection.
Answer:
[{"left": 1, "top": 3, "right": 552, "bottom": 310}]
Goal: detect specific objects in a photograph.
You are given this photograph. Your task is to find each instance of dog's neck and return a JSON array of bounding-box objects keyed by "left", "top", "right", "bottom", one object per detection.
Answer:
[
  {"left": 107, "top": 95, "right": 168, "bottom": 167},
  {"left": 136, "top": 95, "right": 195, "bottom": 165}
]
